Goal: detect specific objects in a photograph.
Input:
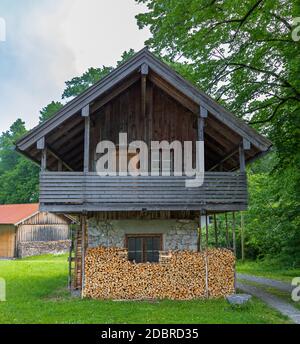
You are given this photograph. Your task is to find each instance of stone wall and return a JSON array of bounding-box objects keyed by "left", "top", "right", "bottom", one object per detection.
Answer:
[
  {"left": 17, "top": 240, "right": 71, "bottom": 258},
  {"left": 87, "top": 218, "right": 198, "bottom": 251}
]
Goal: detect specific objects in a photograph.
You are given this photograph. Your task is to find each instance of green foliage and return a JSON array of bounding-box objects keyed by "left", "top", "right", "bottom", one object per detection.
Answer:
[
  {"left": 39, "top": 101, "right": 63, "bottom": 123},
  {"left": 62, "top": 66, "right": 114, "bottom": 99},
  {"left": 136, "top": 0, "right": 300, "bottom": 266},
  {"left": 0, "top": 120, "right": 39, "bottom": 204}
]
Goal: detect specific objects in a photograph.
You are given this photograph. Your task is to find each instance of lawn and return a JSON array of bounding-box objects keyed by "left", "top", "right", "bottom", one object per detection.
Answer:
[
  {"left": 0, "top": 254, "right": 291, "bottom": 324},
  {"left": 237, "top": 260, "right": 300, "bottom": 283}
]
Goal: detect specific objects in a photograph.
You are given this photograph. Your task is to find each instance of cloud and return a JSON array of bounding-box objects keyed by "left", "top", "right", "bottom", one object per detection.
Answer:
[{"left": 0, "top": 0, "right": 149, "bottom": 132}]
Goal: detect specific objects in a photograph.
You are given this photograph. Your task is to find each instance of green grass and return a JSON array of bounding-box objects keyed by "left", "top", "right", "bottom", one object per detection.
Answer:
[
  {"left": 237, "top": 260, "right": 300, "bottom": 283},
  {"left": 0, "top": 255, "right": 292, "bottom": 324}
]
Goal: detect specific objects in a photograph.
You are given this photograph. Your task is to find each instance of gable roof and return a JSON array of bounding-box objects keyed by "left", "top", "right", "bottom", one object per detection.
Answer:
[
  {"left": 0, "top": 203, "right": 39, "bottom": 225},
  {"left": 16, "top": 48, "right": 271, "bottom": 154},
  {"left": 0, "top": 203, "right": 76, "bottom": 225}
]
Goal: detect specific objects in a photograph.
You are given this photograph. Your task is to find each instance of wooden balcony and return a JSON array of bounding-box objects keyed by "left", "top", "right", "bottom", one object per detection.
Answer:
[{"left": 39, "top": 172, "right": 247, "bottom": 213}]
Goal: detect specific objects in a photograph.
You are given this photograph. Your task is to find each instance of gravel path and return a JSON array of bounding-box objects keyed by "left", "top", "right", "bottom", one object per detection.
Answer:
[
  {"left": 237, "top": 273, "right": 293, "bottom": 292},
  {"left": 237, "top": 278, "right": 300, "bottom": 324}
]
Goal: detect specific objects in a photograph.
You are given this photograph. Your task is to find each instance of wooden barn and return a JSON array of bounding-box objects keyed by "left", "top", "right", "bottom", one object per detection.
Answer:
[
  {"left": 0, "top": 203, "right": 72, "bottom": 258},
  {"left": 15, "top": 48, "right": 272, "bottom": 298}
]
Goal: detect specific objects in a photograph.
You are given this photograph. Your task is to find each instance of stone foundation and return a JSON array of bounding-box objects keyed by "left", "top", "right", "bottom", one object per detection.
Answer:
[
  {"left": 88, "top": 218, "right": 198, "bottom": 251},
  {"left": 17, "top": 240, "right": 71, "bottom": 258}
]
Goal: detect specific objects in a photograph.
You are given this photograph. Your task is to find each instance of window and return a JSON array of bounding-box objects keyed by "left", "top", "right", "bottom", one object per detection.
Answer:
[{"left": 126, "top": 235, "right": 162, "bottom": 263}]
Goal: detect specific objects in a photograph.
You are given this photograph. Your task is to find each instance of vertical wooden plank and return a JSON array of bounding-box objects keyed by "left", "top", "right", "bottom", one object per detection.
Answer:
[
  {"left": 225, "top": 212, "right": 229, "bottom": 247},
  {"left": 82, "top": 106, "right": 90, "bottom": 173},
  {"left": 232, "top": 212, "right": 236, "bottom": 256},
  {"left": 57, "top": 160, "right": 63, "bottom": 171},
  {"left": 81, "top": 215, "right": 87, "bottom": 297},
  {"left": 239, "top": 142, "right": 246, "bottom": 172},
  {"left": 41, "top": 148, "right": 47, "bottom": 171},
  {"left": 213, "top": 213, "right": 218, "bottom": 246},
  {"left": 198, "top": 213, "right": 202, "bottom": 252},
  {"left": 205, "top": 212, "right": 209, "bottom": 249},
  {"left": 241, "top": 212, "right": 245, "bottom": 261}
]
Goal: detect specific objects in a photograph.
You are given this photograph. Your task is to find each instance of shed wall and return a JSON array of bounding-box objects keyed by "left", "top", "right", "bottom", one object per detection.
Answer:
[{"left": 0, "top": 224, "right": 15, "bottom": 258}]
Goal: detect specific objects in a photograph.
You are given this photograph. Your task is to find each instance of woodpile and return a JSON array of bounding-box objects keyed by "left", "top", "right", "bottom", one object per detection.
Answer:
[{"left": 83, "top": 247, "right": 235, "bottom": 300}]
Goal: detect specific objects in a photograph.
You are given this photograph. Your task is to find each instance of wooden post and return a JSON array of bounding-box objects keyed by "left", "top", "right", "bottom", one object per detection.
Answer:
[
  {"left": 197, "top": 213, "right": 202, "bottom": 252},
  {"left": 239, "top": 142, "right": 246, "bottom": 172},
  {"left": 240, "top": 138, "right": 250, "bottom": 172},
  {"left": 58, "top": 159, "right": 63, "bottom": 171},
  {"left": 37, "top": 137, "right": 47, "bottom": 171},
  {"left": 232, "top": 212, "right": 236, "bottom": 256},
  {"left": 204, "top": 210, "right": 209, "bottom": 299},
  {"left": 141, "top": 63, "right": 148, "bottom": 120},
  {"left": 213, "top": 213, "right": 218, "bottom": 247},
  {"left": 205, "top": 212, "right": 209, "bottom": 249},
  {"left": 241, "top": 212, "right": 245, "bottom": 261},
  {"left": 198, "top": 106, "right": 207, "bottom": 140},
  {"left": 81, "top": 214, "right": 87, "bottom": 298},
  {"left": 225, "top": 212, "right": 229, "bottom": 247},
  {"left": 82, "top": 105, "right": 90, "bottom": 173},
  {"left": 41, "top": 148, "right": 47, "bottom": 171}
]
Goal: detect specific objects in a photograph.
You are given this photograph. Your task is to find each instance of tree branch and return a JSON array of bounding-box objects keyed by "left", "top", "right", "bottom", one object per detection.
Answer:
[{"left": 248, "top": 99, "right": 288, "bottom": 124}]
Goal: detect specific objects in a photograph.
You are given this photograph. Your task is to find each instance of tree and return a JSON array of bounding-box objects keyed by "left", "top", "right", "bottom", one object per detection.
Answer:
[
  {"left": 39, "top": 101, "right": 63, "bottom": 123},
  {"left": 136, "top": 0, "right": 300, "bottom": 264},
  {"left": 0, "top": 119, "right": 39, "bottom": 204}
]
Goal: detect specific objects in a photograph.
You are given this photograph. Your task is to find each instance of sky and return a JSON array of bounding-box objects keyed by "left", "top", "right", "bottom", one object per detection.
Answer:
[{"left": 0, "top": 0, "right": 150, "bottom": 133}]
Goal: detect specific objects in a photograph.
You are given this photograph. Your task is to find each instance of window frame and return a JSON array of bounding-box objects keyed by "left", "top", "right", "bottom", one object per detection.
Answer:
[{"left": 125, "top": 234, "right": 163, "bottom": 263}]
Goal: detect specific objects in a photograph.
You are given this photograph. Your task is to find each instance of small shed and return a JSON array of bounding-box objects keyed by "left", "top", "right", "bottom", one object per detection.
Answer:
[{"left": 0, "top": 203, "right": 72, "bottom": 258}]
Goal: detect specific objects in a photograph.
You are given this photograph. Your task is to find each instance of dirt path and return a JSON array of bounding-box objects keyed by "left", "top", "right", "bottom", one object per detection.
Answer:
[
  {"left": 237, "top": 273, "right": 293, "bottom": 292},
  {"left": 237, "top": 275, "right": 300, "bottom": 324}
]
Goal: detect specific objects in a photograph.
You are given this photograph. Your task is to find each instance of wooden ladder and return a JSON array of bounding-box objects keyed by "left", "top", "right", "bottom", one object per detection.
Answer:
[{"left": 68, "top": 225, "right": 82, "bottom": 290}]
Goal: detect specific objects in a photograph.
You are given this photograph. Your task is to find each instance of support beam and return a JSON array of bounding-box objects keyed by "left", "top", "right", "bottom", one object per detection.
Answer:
[
  {"left": 41, "top": 148, "right": 47, "bottom": 171},
  {"left": 239, "top": 142, "right": 246, "bottom": 172},
  {"left": 232, "top": 212, "right": 236, "bottom": 256},
  {"left": 205, "top": 212, "right": 209, "bottom": 249},
  {"left": 141, "top": 65, "right": 147, "bottom": 119},
  {"left": 241, "top": 212, "right": 245, "bottom": 261},
  {"left": 213, "top": 214, "right": 218, "bottom": 246},
  {"left": 47, "top": 146, "right": 73, "bottom": 171},
  {"left": 198, "top": 213, "right": 202, "bottom": 252},
  {"left": 225, "top": 212, "right": 229, "bottom": 247},
  {"left": 243, "top": 138, "right": 251, "bottom": 150},
  {"left": 81, "top": 215, "right": 87, "bottom": 297},
  {"left": 208, "top": 147, "right": 239, "bottom": 171},
  {"left": 36, "top": 137, "right": 45, "bottom": 150},
  {"left": 141, "top": 63, "right": 149, "bottom": 76},
  {"left": 82, "top": 106, "right": 90, "bottom": 173},
  {"left": 37, "top": 136, "right": 47, "bottom": 171}
]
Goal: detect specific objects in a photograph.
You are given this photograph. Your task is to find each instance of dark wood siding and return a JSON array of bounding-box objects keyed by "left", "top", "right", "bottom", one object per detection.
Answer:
[{"left": 91, "top": 81, "right": 197, "bottom": 171}]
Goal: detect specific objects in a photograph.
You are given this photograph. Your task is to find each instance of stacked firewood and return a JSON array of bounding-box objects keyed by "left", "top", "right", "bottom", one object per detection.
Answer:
[{"left": 83, "top": 247, "right": 235, "bottom": 300}]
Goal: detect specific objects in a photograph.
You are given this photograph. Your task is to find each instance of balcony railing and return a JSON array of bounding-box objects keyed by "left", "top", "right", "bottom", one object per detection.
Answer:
[{"left": 39, "top": 172, "right": 247, "bottom": 212}]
